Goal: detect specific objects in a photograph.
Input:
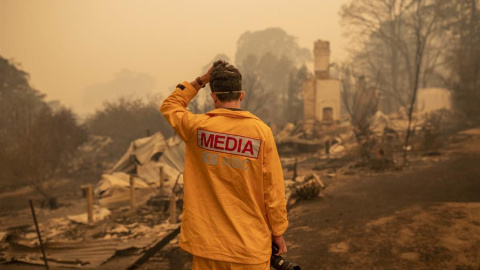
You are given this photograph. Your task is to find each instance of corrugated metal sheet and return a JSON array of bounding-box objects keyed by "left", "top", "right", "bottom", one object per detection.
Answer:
[
  {"left": 2, "top": 227, "right": 176, "bottom": 268},
  {"left": 109, "top": 132, "right": 167, "bottom": 174}
]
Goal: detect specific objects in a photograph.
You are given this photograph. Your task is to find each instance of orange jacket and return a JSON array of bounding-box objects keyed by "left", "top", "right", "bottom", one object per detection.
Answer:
[{"left": 160, "top": 81, "right": 288, "bottom": 264}]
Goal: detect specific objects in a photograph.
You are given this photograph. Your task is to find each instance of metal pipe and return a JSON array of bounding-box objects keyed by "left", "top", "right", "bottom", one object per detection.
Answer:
[{"left": 29, "top": 199, "right": 49, "bottom": 270}]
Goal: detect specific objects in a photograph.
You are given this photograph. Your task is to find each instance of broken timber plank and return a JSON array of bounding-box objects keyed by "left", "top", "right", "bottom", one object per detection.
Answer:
[{"left": 127, "top": 226, "right": 180, "bottom": 270}]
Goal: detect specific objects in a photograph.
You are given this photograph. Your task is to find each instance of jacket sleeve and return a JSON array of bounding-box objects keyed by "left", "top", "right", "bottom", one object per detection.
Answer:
[
  {"left": 160, "top": 81, "right": 199, "bottom": 141},
  {"left": 263, "top": 128, "right": 289, "bottom": 236}
]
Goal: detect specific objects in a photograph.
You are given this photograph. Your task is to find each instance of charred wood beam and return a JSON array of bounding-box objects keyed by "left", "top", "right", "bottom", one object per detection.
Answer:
[{"left": 127, "top": 226, "right": 181, "bottom": 270}]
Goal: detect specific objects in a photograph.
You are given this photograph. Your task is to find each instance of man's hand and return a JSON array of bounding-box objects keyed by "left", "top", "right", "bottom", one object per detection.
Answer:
[
  {"left": 200, "top": 65, "right": 214, "bottom": 85},
  {"left": 273, "top": 235, "right": 287, "bottom": 255},
  {"left": 191, "top": 65, "right": 214, "bottom": 91}
]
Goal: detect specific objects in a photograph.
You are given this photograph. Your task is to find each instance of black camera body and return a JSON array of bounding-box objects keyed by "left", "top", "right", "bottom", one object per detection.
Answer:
[{"left": 270, "top": 242, "right": 302, "bottom": 270}]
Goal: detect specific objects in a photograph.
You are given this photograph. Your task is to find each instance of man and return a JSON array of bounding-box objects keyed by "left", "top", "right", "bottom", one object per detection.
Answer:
[{"left": 160, "top": 60, "right": 288, "bottom": 270}]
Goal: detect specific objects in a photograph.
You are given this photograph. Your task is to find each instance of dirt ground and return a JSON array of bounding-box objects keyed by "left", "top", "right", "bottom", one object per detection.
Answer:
[{"left": 283, "top": 137, "right": 480, "bottom": 269}]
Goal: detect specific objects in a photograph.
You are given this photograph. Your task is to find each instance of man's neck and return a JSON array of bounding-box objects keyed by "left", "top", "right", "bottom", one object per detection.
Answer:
[{"left": 216, "top": 101, "right": 241, "bottom": 109}]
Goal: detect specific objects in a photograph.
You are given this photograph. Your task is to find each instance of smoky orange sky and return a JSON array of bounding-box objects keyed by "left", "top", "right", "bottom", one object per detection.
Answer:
[{"left": 1, "top": 0, "right": 350, "bottom": 116}]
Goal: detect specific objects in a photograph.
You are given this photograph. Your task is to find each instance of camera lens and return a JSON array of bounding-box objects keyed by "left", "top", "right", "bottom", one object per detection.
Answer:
[{"left": 271, "top": 256, "right": 292, "bottom": 270}]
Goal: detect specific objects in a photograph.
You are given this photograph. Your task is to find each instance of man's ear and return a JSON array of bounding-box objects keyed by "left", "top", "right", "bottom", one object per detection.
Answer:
[
  {"left": 210, "top": 92, "right": 217, "bottom": 103},
  {"left": 239, "top": 91, "right": 245, "bottom": 102}
]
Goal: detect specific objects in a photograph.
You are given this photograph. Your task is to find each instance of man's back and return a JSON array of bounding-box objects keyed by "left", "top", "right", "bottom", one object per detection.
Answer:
[{"left": 180, "top": 108, "right": 280, "bottom": 263}]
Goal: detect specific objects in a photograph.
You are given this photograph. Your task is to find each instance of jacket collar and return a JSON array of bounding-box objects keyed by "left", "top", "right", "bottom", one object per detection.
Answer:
[{"left": 205, "top": 108, "right": 260, "bottom": 120}]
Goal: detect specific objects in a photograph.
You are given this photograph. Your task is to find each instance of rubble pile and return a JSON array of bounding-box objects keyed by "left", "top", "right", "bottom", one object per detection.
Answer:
[
  {"left": 0, "top": 201, "right": 179, "bottom": 268},
  {"left": 284, "top": 173, "right": 325, "bottom": 209},
  {"left": 277, "top": 108, "right": 459, "bottom": 178},
  {"left": 275, "top": 120, "right": 354, "bottom": 155},
  {"left": 0, "top": 132, "right": 185, "bottom": 268}
]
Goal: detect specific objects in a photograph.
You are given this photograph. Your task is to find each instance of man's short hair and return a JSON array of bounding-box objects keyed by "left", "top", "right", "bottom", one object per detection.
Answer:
[{"left": 210, "top": 60, "right": 242, "bottom": 102}]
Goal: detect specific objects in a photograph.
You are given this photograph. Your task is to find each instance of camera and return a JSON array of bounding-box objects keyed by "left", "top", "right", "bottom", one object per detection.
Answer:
[{"left": 271, "top": 242, "right": 301, "bottom": 270}]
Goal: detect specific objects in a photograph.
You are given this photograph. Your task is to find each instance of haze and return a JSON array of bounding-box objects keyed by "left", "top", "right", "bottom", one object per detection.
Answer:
[{"left": 1, "top": 0, "right": 349, "bottom": 116}]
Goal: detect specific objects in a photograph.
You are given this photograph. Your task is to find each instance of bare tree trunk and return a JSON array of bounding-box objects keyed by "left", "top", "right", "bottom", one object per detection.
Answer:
[
  {"left": 403, "top": 0, "right": 426, "bottom": 165},
  {"left": 470, "top": 0, "right": 479, "bottom": 95}
]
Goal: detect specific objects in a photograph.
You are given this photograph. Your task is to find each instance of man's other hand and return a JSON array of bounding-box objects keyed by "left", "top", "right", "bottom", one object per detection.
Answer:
[
  {"left": 200, "top": 65, "right": 214, "bottom": 85},
  {"left": 273, "top": 235, "right": 287, "bottom": 255}
]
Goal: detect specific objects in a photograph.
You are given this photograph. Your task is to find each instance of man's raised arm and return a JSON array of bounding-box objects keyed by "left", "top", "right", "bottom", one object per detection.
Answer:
[{"left": 160, "top": 73, "right": 210, "bottom": 141}]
